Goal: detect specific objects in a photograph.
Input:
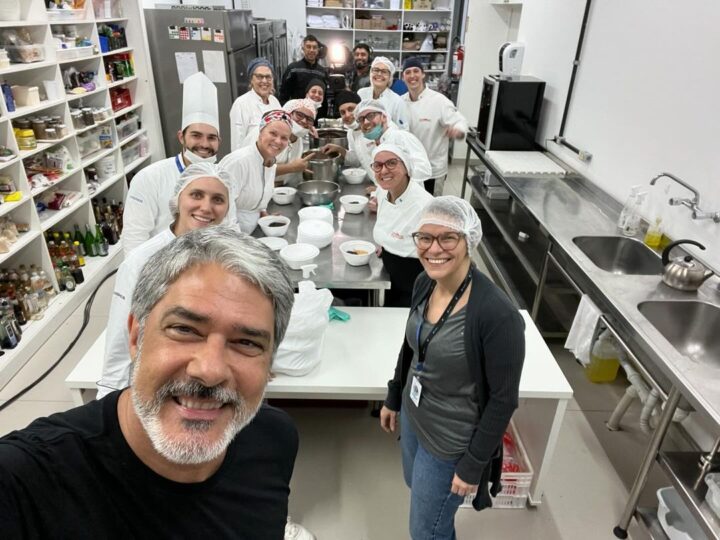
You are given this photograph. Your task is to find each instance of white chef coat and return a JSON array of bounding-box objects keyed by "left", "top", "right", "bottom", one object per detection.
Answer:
[
  {"left": 219, "top": 143, "right": 277, "bottom": 233},
  {"left": 343, "top": 126, "right": 363, "bottom": 168},
  {"left": 245, "top": 126, "right": 305, "bottom": 188},
  {"left": 358, "top": 86, "right": 410, "bottom": 131},
  {"left": 121, "top": 154, "right": 183, "bottom": 256},
  {"left": 98, "top": 227, "right": 176, "bottom": 398},
  {"left": 349, "top": 125, "right": 432, "bottom": 184},
  {"left": 403, "top": 87, "right": 468, "bottom": 178},
  {"left": 373, "top": 181, "right": 433, "bottom": 258},
  {"left": 229, "top": 90, "right": 281, "bottom": 151}
]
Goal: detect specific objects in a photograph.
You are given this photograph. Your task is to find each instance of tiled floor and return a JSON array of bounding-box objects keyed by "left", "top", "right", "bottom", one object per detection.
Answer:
[{"left": 0, "top": 163, "right": 664, "bottom": 539}]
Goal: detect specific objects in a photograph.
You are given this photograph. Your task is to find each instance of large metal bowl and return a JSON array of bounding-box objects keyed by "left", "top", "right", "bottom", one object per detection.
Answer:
[
  {"left": 302, "top": 150, "right": 343, "bottom": 181},
  {"left": 310, "top": 128, "right": 348, "bottom": 150},
  {"left": 297, "top": 180, "right": 340, "bottom": 206}
]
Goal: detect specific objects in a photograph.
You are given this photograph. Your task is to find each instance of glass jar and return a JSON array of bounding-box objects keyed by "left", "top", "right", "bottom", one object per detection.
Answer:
[
  {"left": 31, "top": 119, "right": 47, "bottom": 140},
  {"left": 56, "top": 123, "right": 68, "bottom": 137},
  {"left": 70, "top": 109, "right": 83, "bottom": 129},
  {"left": 44, "top": 128, "right": 57, "bottom": 140},
  {"left": 81, "top": 107, "right": 95, "bottom": 127},
  {"left": 17, "top": 129, "right": 37, "bottom": 150}
]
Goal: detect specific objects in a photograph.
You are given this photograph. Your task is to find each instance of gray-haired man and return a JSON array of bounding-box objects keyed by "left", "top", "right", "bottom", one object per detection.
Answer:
[{"left": 0, "top": 227, "right": 299, "bottom": 539}]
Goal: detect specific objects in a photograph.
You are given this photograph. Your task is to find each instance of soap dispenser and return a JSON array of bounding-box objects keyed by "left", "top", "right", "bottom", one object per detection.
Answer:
[{"left": 617, "top": 186, "right": 647, "bottom": 236}]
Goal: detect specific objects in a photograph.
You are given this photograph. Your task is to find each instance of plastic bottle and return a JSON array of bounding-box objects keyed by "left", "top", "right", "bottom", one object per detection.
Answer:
[
  {"left": 644, "top": 183, "right": 670, "bottom": 249},
  {"left": 617, "top": 186, "right": 647, "bottom": 237},
  {"left": 585, "top": 330, "right": 621, "bottom": 383}
]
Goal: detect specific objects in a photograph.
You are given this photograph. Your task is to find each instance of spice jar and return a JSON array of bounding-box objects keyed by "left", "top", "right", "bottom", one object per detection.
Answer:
[
  {"left": 56, "top": 123, "right": 68, "bottom": 137},
  {"left": 81, "top": 107, "right": 95, "bottom": 127},
  {"left": 31, "top": 119, "right": 47, "bottom": 140},
  {"left": 70, "top": 109, "right": 83, "bottom": 129},
  {"left": 44, "top": 127, "right": 57, "bottom": 140}
]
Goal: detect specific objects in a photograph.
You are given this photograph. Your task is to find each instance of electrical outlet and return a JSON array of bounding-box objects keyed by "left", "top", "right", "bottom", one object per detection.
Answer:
[{"left": 578, "top": 150, "right": 593, "bottom": 162}]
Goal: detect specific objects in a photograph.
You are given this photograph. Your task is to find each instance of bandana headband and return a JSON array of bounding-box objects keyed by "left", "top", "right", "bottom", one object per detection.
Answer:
[{"left": 259, "top": 110, "right": 293, "bottom": 130}]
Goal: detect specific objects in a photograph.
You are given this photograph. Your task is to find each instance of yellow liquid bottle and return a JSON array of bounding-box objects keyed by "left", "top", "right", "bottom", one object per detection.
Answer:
[
  {"left": 643, "top": 217, "right": 663, "bottom": 249},
  {"left": 585, "top": 330, "right": 620, "bottom": 383}
]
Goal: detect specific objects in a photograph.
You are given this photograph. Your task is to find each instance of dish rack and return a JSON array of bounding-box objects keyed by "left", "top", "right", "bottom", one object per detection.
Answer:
[{"left": 461, "top": 420, "right": 534, "bottom": 509}]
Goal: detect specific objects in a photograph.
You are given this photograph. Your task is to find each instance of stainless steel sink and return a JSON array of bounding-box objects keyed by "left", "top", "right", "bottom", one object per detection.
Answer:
[
  {"left": 573, "top": 236, "right": 663, "bottom": 275},
  {"left": 638, "top": 301, "right": 720, "bottom": 365}
]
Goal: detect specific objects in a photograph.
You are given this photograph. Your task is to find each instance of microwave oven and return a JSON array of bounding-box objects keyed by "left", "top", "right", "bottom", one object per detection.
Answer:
[{"left": 476, "top": 74, "right": 545, "bottom": 151}]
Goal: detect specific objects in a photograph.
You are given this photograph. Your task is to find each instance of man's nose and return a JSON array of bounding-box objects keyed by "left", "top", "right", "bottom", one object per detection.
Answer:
[{"left": 185, "top": 335, "right": 231, "bottom": 388}]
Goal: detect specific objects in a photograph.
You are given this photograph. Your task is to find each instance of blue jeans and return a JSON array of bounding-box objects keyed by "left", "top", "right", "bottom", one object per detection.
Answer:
[{"left": 401, "top": 416, "right": 465, "bottom": 540}]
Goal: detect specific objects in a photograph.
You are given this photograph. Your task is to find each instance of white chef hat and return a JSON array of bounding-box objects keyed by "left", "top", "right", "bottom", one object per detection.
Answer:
[
  {"left": 416, "top": 196, "right": 483, "bottom": 249},
  {"left": 283, "top": 98, "right": 317, "bottom": 119},
  {"left": 168, "top": 162, "right": 233, "bottom": 224},
  {"left": 371, "top": 143, "right": 412, "bottom": 178},
  {"left": 181, "top": 72, "right": 219, "bottom": 132},
  {"left": 355, "top": 99, "right": 387, "bottom": 120},
  {"left": 371, "top": 56, "right": 395, "bottom": 76}
]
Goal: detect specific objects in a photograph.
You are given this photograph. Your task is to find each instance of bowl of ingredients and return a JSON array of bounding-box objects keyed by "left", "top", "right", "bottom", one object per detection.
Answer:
[
  {"left": 257, "top": 215, "right": 290, "bottom": 237},
  {"left": 339, "top": 194, "right": 368, "bottom": 214},
  {"left": 341, "top": 168, "right": 366, "bottom": 185},
  {"left": 272, "top": 186, "right": 297, "bottom": 205},
  {"left": 340, "top": 240, "right": 375, "bottom": 266},
  {"left": 257, "top": 237, "right": 288, "bottom": 251},
  {"left": 280, "top": 243, "right": 320, "bottom": 270},
  {"left": 297, "top": 180, "right": 340, "bottom": 206}
]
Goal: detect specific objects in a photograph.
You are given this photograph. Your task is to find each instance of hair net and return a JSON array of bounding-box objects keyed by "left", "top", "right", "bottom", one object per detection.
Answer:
[
  {"left": 416, "top": 196, "right": 483, "bottom": 249},
  {"left": 371, "top": 143, "right": 412, "bottom": 178},
  {"left": 372, "top": 56, "right": 395, "bottom": 76},
  {"left": 168, "top": 162, "right": 233, "bottom": 223},
  {"left": 283, "top": 98, "right": 317, "bottom": 119},
  {"left": 355, "top": 99, "right": 387, "bottom": 119},
  {"left": 248, "top": 57, "right": 273, "bottom": 77}
]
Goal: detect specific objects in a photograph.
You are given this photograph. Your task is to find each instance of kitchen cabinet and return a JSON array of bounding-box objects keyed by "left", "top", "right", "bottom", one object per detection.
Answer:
[{"left": 0, "top": 0, "right": 163, "bottom": 390}]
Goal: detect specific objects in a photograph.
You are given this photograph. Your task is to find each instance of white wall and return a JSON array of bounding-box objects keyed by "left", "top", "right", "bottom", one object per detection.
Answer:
[
  {"left": 517, "top": 0, "right": 720, "bottom": 269},
  {"left": 454, "top": 1, "right": 522, "bottom": 159}
]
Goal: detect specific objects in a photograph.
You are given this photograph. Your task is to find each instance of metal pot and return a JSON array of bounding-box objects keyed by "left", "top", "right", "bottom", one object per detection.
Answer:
[
  {"left": 297, "top": 180, "right": 340, "bottom": 206},
  {"left": 302, "top": 150, "right": 343, "bottom": 181},
  {"left": 317, "top": 118, "right": 343, "bottom": 129},
  {"left": 310, "top": 128, "right": 348, "bottom": 150}
]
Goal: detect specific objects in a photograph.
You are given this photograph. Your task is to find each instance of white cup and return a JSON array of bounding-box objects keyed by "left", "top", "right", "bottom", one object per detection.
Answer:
[{"left": 97, "top": 156, "right": 117, "bottom": 179}]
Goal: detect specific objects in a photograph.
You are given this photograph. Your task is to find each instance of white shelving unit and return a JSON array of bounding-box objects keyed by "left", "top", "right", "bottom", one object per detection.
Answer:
[
  {"left": 0, "top": 0, "right": 164, "bottom": 390},
  {"left": 304, "top": 1, "right": 454, "bottom": 76}
]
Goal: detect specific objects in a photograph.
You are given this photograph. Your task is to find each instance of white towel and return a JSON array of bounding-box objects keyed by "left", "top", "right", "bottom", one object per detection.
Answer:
[{"left": 565, "top": 294, "right": 601, "bottom": 366}]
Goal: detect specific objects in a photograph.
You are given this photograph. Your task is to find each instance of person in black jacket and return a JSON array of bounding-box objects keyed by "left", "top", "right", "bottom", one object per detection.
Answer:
[
  {"left": 279, "top": 35, "right": 328, "bottom": 104},
  {"left": 380, "top": 196, "right": 525, "bottom": 540}
]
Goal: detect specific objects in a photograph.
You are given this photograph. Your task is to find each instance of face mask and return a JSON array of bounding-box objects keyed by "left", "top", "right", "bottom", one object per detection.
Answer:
[
  {"left": 346, "top": 120, "right": 359, "bottom": 130},
  {"left": 183, "top": 148, "right": 217, "bottom": 165},
  {"left": 311, "top": 100, "right": 322, "bottom": 110},
  {"left": 291, "top": 120, "right": 309, "bottom": 137},
  {"left": 363, "top": 124, "right": 383, "bottom": 141}
]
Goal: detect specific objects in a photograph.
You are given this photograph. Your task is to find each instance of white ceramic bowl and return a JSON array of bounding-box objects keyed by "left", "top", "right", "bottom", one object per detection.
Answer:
[
  {"left": 272, "top": 186, "right": 297, "bottom": 205},
  {"left": 280, "top": 243, "right": 320, "bottom": 270},
  {"left": 257, "top": 237, "right": 288, "bottom": 251},
  {"left": 297, "top": 219, "right": 334, "bottom": 249},
  {"left": 340, "top": 240, "right": 375, "bottom": 266},
  {"left": 339, "top": 195, "right": 368, "bottom": 214},
  {"left": 298, "top": 206, "right": 333, "bottom": 225},
  {"left": 341, "top": 167, "right": 366, "bottom": 185},
  {"left": 258, "top": 215, "right": 290, "bottom": 237}
]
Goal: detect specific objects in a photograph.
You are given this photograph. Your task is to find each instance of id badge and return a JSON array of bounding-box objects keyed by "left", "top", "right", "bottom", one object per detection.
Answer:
[{"left": 410, "top": 376, "right": 423, "bottom": 407}]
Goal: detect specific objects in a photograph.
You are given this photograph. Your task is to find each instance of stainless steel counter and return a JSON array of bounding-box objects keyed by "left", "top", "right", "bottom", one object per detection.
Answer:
[
  {"left": 463, "top": 138, "right": 720, "bottom": 430},
  {"left": 257, "top": 180, "right": 391, "bottom": 292}
]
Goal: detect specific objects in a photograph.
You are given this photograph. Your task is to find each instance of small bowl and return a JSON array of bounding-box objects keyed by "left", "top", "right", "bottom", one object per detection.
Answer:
[
  {"left": 298, "top": 206, "right": 333, "bottom": 225},
  {"left": 297, "top": 219, "right": 334, "bottom": 249},
  {"left": 280, "top": 243, "right": 320, "bottom": 270},
  {"left": 257, "top": 237, "right": 288, "bottom": 251},
  {"left": 342, "top": 168, "right": 366, "bottom": 185},
  {"left": 340, "top": 240, "right": 375, "bottom": 266},
  {"left": 272, "top": 186, "right": 297, "bottom": 205},
  {"left": 258, "top": 215, "right": 290, "bottom": 237},
  {"left": 339, "top": 195, "right": 368, "bottom": 214}
]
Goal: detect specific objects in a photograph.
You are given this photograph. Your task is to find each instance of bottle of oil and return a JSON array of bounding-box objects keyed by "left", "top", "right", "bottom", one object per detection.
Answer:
[
  {"left": 585, "top": 330, "right": 620, "bottom": 383},
  {"left": 644, "top": 183, "right": 670, "bottom": 249}
]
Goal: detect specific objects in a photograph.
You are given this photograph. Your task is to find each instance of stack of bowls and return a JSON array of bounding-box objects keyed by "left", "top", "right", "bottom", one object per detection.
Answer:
[
  {"left": 279, "top": 243, "right": 320, "bottom": 270},
  {"left": 297, "top": 219, "right": 334, "bottom": 249},
  {"left": 298, "top": 206, "right": 333, "bottom": 225}
]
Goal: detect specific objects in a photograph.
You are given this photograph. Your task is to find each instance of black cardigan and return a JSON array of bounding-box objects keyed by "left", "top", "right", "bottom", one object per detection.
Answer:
[{"left": 385, "top": 266, "right": 526, "bottom": 510}]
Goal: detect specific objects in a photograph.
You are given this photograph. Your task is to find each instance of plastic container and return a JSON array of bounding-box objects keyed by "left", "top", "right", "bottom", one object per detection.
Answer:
[
  {"left": 617, "top": 185, "right": 647, "bottom": 237},
  {"left": 6, "top": 44, "right": 45, "bottom": 64},
  {"left": 47, "top": 9, "right": 87, "bottom": 21},
  {"left": 115, "top": 115, "right": 139, "bottom": 140},
  {"left": 121, "top": 140, "right": 140, "bottom": 166},
  {"left": 56, "top": 45, "right": 95, "bottom": 61},
  {"left": 705, "top": 473, "right": 720, "bottom": 518},
  {"left": 657, "top": 487, "right": 708, "bottom": 540},
  {"left": 585, "top": 329, "right": 620, "bottom": 383}
]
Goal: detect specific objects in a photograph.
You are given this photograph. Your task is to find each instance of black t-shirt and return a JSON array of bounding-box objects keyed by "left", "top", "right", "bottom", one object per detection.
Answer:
[{"left": 0, "top": 392, "right": 298, "bottom": 539}]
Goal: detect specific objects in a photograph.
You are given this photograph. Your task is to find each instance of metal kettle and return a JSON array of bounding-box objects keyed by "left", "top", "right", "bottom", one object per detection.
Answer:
[{"left": 661, "top": 239, "right": 715, "bottom": 291}]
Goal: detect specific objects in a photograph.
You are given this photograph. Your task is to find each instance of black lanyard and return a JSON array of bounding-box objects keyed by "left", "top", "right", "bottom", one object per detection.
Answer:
[{"left": 414, "top": 267, "right": 472, "bottom": 373}]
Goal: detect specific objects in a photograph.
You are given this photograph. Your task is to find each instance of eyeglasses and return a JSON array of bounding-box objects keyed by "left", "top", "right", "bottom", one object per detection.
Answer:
[
  {"left": 292, "top": 110, "right": 314, "bottom": 124},
  {"left": 371, "top": 158, "right": 402, "bottom": 172},
  {"left": 371, "top": 68, "right": 391, "bottom": 76},
  {"left": 358, "top": 112, "right": 381, "bottom": 125},
  {"left": 253, "top": 73, "right": 273, "bottom": 81},
  {"left": 411, "top": 232, "right": 464, "bottom": 250}
]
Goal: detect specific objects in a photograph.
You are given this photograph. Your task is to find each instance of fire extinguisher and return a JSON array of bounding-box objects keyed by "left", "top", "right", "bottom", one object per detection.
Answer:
[{"left": 452, "top": 43, "right": 464, "bottom": 77}]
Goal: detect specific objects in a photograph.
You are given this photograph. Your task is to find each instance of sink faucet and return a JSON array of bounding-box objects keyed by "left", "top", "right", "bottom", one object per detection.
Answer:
[{"left": 649, "top": 172, "right": 720, "bottom": 223}]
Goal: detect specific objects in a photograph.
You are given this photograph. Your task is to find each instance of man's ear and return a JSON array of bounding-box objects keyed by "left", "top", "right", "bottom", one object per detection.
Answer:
[
  {"left": 177, "top": 129, "right": 184, "bottom": 145},
  {"left": 128, "top": 313, "right": 140, "bottom": 362}
]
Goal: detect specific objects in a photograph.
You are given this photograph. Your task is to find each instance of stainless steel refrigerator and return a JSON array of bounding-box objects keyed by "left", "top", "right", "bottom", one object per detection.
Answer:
[{"left": 144, "top": 6, "right": 255, "bottom": 158}]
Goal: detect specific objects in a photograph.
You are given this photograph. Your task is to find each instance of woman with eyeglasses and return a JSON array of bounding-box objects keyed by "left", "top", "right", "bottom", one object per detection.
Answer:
[
  {"left": 370, "top": 143, "right": 433, "bottom": 307},
  {"left": 357, "top": 57, "right": 410, "bottom": 130},
  {"left": 380, "top": 196, "right": 525, "bottom": 540},
  {"left": 229, "top": 57, "right": 281, "bottom": 151}
]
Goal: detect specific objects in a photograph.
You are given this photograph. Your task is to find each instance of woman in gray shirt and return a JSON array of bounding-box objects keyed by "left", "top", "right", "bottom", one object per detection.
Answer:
[{"left": 380, "top": 196, "right": 525, "bottom": 540}]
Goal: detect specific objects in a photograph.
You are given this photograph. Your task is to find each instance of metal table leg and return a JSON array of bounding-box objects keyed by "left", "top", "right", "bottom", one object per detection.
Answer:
[
  {"left": 531, "top": 241, "right": 553, "bottom": 321},
  {"left": 460, "top": 145, "right": 472, "bottom": 199},
  {"left": 613, "top": 386, "right": 681, "bottom": 538}
]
